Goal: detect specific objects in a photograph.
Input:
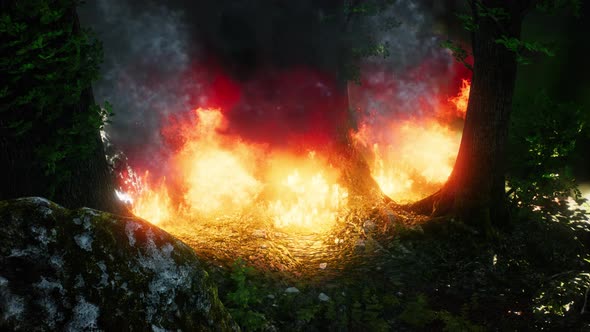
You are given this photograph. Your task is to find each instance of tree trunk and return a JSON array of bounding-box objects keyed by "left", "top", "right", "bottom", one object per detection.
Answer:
[
  {"left": 0, "top": 4, "right": 123, "bottom": 214},
  {"left": 411, "top": 1, "right": 526, "bottom": 233},
  {"left": 309, "top": 0, "right": 392, "bottom": 208}
]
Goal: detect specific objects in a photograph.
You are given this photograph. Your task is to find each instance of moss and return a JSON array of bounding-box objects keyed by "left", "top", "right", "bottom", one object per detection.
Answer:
[{"left": 0, "top": 197, "right": 239, "bottom": 331}]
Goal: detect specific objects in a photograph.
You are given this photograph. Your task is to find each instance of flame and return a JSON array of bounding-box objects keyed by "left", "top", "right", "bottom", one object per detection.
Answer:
[
  {"left": 176, "top": 108, "right": 263, "bottom": 215},
  {"left": 266, "top": 153, "right": 347, "bottom": 231},
  {"left": 117, "top": 76, "right": 472, "bottom": 225},
  {"left": 117, "top": 107, "right": 347, "bottom": 231},
  {"left": 449, "top": 79, "right": 470, "bottom": 117},
  {"left": 362, "top": 120, "right": 462, "bottom": 202},
  {"left": 353, "top": 79, "right": 470, "bottom": 202},
  {"left": 118, "top": 170, "right": 173, "bottom": 224}
]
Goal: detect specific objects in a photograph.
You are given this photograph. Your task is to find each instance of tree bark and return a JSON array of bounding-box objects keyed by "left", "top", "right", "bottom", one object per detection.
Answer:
[
  {"left": 410, "top": 1, "right": 527, "bottom": 232},
  {"left": 0, "top": 4, "right": 123, "bottom": 214}
]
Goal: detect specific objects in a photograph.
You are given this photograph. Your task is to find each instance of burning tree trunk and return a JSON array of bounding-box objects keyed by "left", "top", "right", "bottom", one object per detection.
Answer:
[
  {"left": 329, "top": 0, "right": 393, "bottom": 208},
  {"left": 410, "top": 1, "right": 529, "bottom": 233},
  {"left": 333, "top": 128, "right": 392, "bottom": 207}
]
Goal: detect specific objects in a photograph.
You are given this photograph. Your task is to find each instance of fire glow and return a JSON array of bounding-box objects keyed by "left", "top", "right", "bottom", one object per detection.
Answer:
[
  {"left": 354, "top": 120, "right": 463, "bottom": 202},
  {"left": 116, "top": 69, "right": 471, "bottom": 230},
  {"left": 118, "top": 107, "right": 347, "bottom": 232},
  {"left": 352, "top": 78, "right": 470, "bottom": 202}
]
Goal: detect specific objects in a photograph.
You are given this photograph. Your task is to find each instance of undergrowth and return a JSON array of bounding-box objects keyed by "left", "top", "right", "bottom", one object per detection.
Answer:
[{"left": 217, "top": 206, "right": 589, "bottom": 331}]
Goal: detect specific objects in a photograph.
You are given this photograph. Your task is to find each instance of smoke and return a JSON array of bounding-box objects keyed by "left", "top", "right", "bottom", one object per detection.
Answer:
[
  {"left": 78, "top": 0, "right": 466, "bottom": 173},
  {"left": 79, "top": 0, "right": 197, "bottom": 171},
  {"left": 351, "top": 0, "right": 465, "bottom": 120}
]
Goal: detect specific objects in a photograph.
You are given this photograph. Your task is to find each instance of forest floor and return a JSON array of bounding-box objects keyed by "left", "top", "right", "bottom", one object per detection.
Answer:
[{"left": 163, "top": 202, "right": 590, "bottom": 331}]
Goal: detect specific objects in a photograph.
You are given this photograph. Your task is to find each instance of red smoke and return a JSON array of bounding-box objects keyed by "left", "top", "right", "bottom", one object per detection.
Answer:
[{"left": 162, "top": 63, "right": 349, "bottom": 155}]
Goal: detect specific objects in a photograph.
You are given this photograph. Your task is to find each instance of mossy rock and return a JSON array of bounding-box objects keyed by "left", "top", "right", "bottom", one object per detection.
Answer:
[{"left": 0, "top": 197, "right": 239, "bottom": 331}]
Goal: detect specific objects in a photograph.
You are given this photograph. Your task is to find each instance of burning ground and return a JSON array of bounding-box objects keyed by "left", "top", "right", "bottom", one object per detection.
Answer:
[
  {"left": 2, "top": 0, "right": 579, "bottom": 330},
  {"left": 79, "top": 0, "right": 474, "bottom": 278},
  {"left": 110, "top": 72, "right": 471, "bottom": 277}
]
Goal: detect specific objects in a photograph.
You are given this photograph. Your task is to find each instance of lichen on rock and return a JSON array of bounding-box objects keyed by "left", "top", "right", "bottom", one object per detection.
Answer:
[{"left": 0, "top": 197, "right": 239, "bottom": 331}]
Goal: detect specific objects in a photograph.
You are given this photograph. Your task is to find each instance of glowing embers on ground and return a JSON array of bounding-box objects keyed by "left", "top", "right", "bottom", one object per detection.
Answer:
[
  {"left": 353, "top": 80, "right": 470, "bottom": 202},
  {"left": 117, "top": 107, "right": 347, "bottom": 232},
  {"left": 265, "top": 153, "right": 347, "bottom": 232}
]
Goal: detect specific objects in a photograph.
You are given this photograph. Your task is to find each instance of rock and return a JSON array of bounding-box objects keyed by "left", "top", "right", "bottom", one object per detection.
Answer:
[
  {"left": 285, "top": 287, "right": 300, "bottom": 294},
  {"left": 319, "top": 263, "right": 327, "bottom": 270},
  {"left": 396, "top": 244, "right": 412, "bottom": 254},
  {"left": 318, "top": 293, "right": 330, "bottom": 302},
  {"left": 0, "top": 197, "right": 238, "bottom": 331},
  {"left": 363, "top": 220, "right": 376, "bottom": 233}
]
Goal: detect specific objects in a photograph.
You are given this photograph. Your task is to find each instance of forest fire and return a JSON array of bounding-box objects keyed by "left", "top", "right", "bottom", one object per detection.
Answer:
[
  {"left": 354, "top": 120, "right": 463, "bottom": 202},
  {"left": 118, "top": 107, "right": 348, "bottom": 232},
  {"left": 351, "top": 78, "right": 470, "bottom": 202},
  {"left": 449, "top": 79, "right": 471, "bottom": 117},
  {"left": 116, "top": 67, "right": 471, "bottom": 231}
]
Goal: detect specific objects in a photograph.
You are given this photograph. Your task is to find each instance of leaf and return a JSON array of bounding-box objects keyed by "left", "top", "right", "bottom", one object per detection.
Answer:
[
  {"left": 495, "top": 36, "right": 555, "bottom": 65},
  {"left": 441, "top": 40, "right": 473, "bottom": 71},
  {"left": 455, "top": 14, "right": 478, "bottom": 31}
]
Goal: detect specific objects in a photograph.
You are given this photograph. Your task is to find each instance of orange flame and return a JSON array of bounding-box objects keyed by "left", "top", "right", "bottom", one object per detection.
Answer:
[
  {"left": 449, "top": 79, "right": 470, "bottom": 117},
  {"left": 359, "top": 120, "right": 461, "bottom": 202},
  {"left": 266, "top": 152, "right": 347, "bottom": 231},
  {"left": 353, "top": 79, "right": 470, "bottom": 202},
  {"left": 118, "top": 108, "right": 347, "bottom": 232},
  {"left": 116, "top": 171, "right": 173, "bottom": 225},
  {"left": 176, "top": 108, "right": 263, "bottom": 215},
  {"left": 118, "top": 78, "right": 470, "bottom": 225}
]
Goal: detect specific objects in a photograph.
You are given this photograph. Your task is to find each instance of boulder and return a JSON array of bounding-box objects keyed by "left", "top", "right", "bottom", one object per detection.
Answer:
[{"left": 0, "top": 197, "right": 238, "bottom": 331}]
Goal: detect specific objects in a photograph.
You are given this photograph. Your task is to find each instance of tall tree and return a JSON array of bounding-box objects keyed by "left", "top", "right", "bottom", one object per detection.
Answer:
[
  {"left": 411, "top": 0, "right": 579, "bottom": 234},
  {"left": 325, "top": 0, "right": 396, "bottom": 207},
  {"left": 0, "top": 0, "right": 122, "bottom": 213}
]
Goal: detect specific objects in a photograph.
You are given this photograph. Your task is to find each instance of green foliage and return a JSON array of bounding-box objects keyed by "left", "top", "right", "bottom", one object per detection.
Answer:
[
  {"left": 507, "top": 92, "right": 587, "bottom": 220},
  {"left": 437, "top": 310, "right": 486, "bottom": 332},
  {"left": 208, "top": 208, "right": 589, "bottom": 330},
  {"left": 225, "top": 259, "right": 267, "bottom": 331},
  {"left": 489, "top": 1, "right": 580, "bottom": 65},
  {"left": 537, "top": 0, "right": 582, "bottom": 17},
  {"left": 454, "top": 2, "right": 510, "bottom": 34},
  {"left": 0, "top": 0, "right": 111, "bottom": 196},
  {"left": 475, "top": 3, "right": 510, "bottom": 21},
  {"left": 349, "top": 287, "right": 392, "bottom": 331},
  {"left": 495, "top": 36, "right": 555, "bottom": 65},
  {"left": 325, "top": 0, "right": 399, "bottom": 84},
  {"left": 448, "top": 1, "right": 580, "bottom": 68},
  {"left": 398, "top": 294, "right": 436, "bottom": 327},
  {"left": 440, "top": 39, "right": 473, "bottom": 71},
  {"left": 294, "top": 305, "right": 319, "bottom": 324},
  {"left": 533, "top": 273, "right": 590, "bottom": 317},
  {"left": 399, "top": 294, "right": 485, "bottom": 332},
  {"left": 456, "top": 13, "right": 478, "bottom": 31}
]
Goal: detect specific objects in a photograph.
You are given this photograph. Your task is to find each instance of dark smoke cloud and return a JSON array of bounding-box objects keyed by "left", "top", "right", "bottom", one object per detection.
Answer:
[
  {"left": 79, "top": 0, "right": 199, "bottom": 170},
  {"left": 78, "top": 0, "right": 461, "bottom": 171},
  {"left": 351, "top": 0, "right": 461, "bottom": 122}
]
